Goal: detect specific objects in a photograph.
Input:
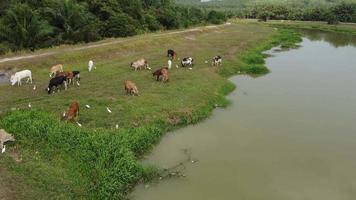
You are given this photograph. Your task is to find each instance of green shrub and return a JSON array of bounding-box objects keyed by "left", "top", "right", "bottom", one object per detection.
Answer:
[
  {"left": 106, "top": 13, "right": 138, "bottom": 37},
  {"left": 0, "top": 43, "right": 11, "bottom": 55}
]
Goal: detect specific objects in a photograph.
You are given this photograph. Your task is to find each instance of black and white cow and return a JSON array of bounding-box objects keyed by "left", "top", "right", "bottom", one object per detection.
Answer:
[
  {"left": 212, "top": 56, "right": 222, "bottom": 66},
  {"left": 47, "top": 75, "right": 67, "bottom": 94},
  {"left": 181, "top": 57, "right": 194, "bottom": 67},
  {"left": 72, "top": 71, "right": 80, "bottom": 82}
]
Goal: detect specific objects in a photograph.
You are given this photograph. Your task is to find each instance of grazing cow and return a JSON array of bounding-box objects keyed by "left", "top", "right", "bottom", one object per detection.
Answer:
[
  {"left": 0, "top": 129, "right": 15, "bottom": 153},
  {"left": 49, "top": 64, "right": 64, "bottom": 77},
  {"left": 88, "top": 60, "right": 94, "bottom": 72},
  {"left": 62, "top": 101, "right": 79, "bottom": 122},
  {"left": 152, "top": 67, "right": 169, "bottom": 82},
  {"left": 124, "top": 80, "right": 139, "bottom": 96},
  {"left": 72, "top": 71, "right": 81, "bottom": 84},
  {"left": 167, "top": 49, "right": 177, "bottom": 60},
  {"left": 131, "top": 58, "right": 149, "bottom": 71},
  {"left": 47, "top": 75, "right": 67, "bottom": 94},
  {"left": 212, "top": 56, "right": 222, "bottom": 66},
  {"left": 56, "top": 71, "right": 74, "bottom": 85},
  {"left": 168, "top": 59, "right": 172, "bottom": 69},
  {"left": 181, "top": 57, "right": 194, "bottom": 67},
  {"left": 10, "top": 70, "right": 32, "bottom": 86}
]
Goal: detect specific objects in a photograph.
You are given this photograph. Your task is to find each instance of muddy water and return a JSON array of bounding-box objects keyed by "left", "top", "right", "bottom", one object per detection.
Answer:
[
  {"left": 0, "top": 74, "right": 9, "bottom": 84},
  {"left": 131, "top": 31, "right": 356, "bottom": 200}
]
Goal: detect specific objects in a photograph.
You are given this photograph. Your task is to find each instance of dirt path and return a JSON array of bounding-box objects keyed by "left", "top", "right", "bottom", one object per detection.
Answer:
[{"left": 0, "top": 24, "right": 227, "bottom": 64}]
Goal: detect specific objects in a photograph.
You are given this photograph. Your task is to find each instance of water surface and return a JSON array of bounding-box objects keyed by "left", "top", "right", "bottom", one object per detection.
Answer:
[{"left": 131, "top": 31, "right": 356, "bottom": 200}]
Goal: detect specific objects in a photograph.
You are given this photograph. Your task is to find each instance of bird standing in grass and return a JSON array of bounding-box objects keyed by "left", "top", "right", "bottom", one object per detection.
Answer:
[{"left": 106, "top": 107, "right": 112, "bottom": 113}]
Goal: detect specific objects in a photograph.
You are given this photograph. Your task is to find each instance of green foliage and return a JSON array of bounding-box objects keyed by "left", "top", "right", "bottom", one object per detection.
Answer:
[
  {"left": 239, "top": 28, "right": 301, "bottom": 75},
  {"left": 207, "top": 10, "right": 227, "bottom": 24},
  {"left": 0, "top": 110, "right": 157, "bottom": 199},
  {"left": 106, "top": 13, "right": 139, "bottom": 37},
  {"left": 0, "top": 43, "right": 11, "bottom": 55},
  {"left": 0, "top": 3, "right": 53, "bottom": 51},
  {"left": 0, "top": 0, "right": 224, "bottom": 53}
]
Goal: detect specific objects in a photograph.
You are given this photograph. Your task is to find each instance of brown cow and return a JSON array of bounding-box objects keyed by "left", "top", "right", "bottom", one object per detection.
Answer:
[
  {"left": 124, "top": 80, "right": 139, "bottom": 96},
  {"left": 56, "top": 71, "right": 74, "bottom": 85},
  {"left": 152, "top": 67, "right": 169, "bottom": 82},
  {"left": 62, "top": 101, "right": 79, "bottom": 122}
]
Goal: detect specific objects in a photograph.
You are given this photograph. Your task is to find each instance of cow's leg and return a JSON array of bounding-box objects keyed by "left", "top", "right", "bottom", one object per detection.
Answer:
[{"left": 64, "top": 82, "right": 67, "bottom": 90}]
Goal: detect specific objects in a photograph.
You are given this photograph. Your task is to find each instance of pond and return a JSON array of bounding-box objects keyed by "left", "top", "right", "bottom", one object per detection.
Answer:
[{"left": 131, "top": 30, "right": 356, "bottom": 200}]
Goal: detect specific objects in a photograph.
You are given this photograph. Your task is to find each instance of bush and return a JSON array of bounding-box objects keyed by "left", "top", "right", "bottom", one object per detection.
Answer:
[
  {"left": 156, "top": 8, "right": 181, "bottom": 29},
  {"left": 106, "top": 13, "right": 138, "bottom": 37},
  {"left": 0, "top": 3, "right": 52, "bottom": 51},
  {"left": 0, "top": 43, "right": 11, "bottom": 55},
  {"left": 144, "top": 13, "right": 162, "bottom": 31},
  {"left": 207, "top": 10, "right": 226, "bottom": 24}
]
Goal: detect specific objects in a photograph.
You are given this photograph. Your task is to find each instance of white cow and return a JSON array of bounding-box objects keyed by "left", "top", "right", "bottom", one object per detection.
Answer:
[
  {"left": 10, "top": 70, "right": 32, "bottom": 86},
  {"left": 88, "top": 60, "right": 94, "bottom": 72},
  {"left": 168, "top": 59, "right": 172, "bottom": 69},
  {"left": 131, "top": 58, "right": 149, "bottom": 71}
]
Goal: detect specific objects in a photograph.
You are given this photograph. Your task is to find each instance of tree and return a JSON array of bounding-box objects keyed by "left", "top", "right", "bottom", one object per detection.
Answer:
[
  {"left": 43, "top": 0, "right": 90, "bottom": 43},
  {"left": 105, "top": 13, "right": 138, "bottom": 37},
  {"left": 332, "top": 2, "right": 356, "bottom": 22},
  {"left": 207, "top": 10, "right": 226, "bottom": 24},
  {"left": 0, "top": 3, "right": 52, "bottom": 51}
]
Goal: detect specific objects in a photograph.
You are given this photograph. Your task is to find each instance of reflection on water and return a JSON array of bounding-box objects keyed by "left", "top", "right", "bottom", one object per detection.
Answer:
[
  {"left": 301, "top": 29, "right": 356, "bottom": 47},
  {"left": 0, "top": 74, "right": 9, "bottom": 84},
  {"left": 131, "top": 31, "right": 356, "bottom": 200}
]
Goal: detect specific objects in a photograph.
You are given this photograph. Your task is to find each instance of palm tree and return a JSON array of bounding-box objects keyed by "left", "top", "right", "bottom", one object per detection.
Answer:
[
  {"left": 0, "top": 3, "right": 52, "bottom": 51},
  {"left": 43, "top": 0, "right": 89, "bottom": 43}
]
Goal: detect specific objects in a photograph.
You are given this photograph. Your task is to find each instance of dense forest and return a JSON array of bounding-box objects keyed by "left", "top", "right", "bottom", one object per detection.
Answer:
[{"left": 0, "top": 0, "right": 226, "bottom": 54}]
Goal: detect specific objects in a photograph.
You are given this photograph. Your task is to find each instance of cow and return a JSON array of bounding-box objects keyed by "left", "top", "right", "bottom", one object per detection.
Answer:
[
  {"left": 72, "top": 71, "right": 81, "bottom": 84},
  {"left": 152, "top": 67, "right": 169, "bottom": 82},
  {"left": 0, "top": 129, "right": 15, "bottom": 153},
  {"left": 212, "top": 56, "right": 222, "bottom": 66},
  {"left": 131, "top": 58, "right": 149, "bottom": 71},
  {"left": 167, "top": 49, "right": 177, "bottom": 60},
  {"left": 181, "top": 57, "right": 194, "bottom": 67},
  {"left": 49, "top": 64, "right": 64, "bottom": 77},
  {"left": 47, "top": 75, "right": 67, "bottom": 94},
  {"left": 62, "top": 101, "right": 79, "bottom": 122},
  {"left": 88, "top": 60, "right": 94, "bottom": 72},
  {"left": 168, "top": 59, "right": 172, "bottom": 69},
  {"left": 10, "top": 70, "right": 32, "bottom": 86},
  {"left": 124, "top": 80, "right": 139, "bottom": 96},
  {"left": 56, "top": 71, "right": 74, "bottom": 85}
]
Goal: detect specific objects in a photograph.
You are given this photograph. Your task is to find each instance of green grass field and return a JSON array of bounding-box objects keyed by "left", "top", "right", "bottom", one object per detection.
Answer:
[
  {"left": 0, "top": 23, "right": 275, "bottom": 128},
  {"left": 0, "top": 21, "right": 302, "bottom": 199}
]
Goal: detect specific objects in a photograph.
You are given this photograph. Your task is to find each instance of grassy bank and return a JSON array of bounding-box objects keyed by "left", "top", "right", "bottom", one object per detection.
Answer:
[
  {"left": 265, "top": 20, "right": 356, "bottom": 35},
  {"left": 0, "top": 22, "right": 300, "bottom": 199}
]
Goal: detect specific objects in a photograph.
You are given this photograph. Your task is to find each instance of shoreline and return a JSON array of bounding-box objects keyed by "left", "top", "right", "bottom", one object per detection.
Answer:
[{"left": 1, "top": 21, "right": 350, "bottom": 199}]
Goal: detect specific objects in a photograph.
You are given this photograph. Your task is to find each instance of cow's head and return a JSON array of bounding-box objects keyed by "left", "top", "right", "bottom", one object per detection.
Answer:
[
  {"left": 0, "top": 129, "right": 15, "bottom": 143},
  {"left": 10, "top": 75, "right": 16, "bottom": 85}
]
